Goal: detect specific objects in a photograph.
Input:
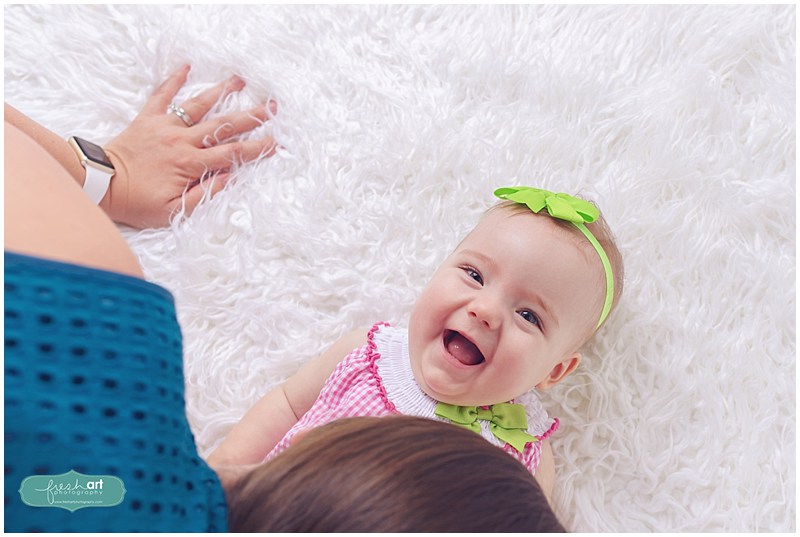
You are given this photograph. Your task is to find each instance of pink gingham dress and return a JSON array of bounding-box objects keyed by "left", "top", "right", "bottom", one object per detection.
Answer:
[{"left": 265, "top": 323, "right": 559, "bottom": 475}]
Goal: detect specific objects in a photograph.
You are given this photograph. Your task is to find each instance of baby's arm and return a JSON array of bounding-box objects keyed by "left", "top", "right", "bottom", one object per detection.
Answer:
[
  {"left": 206, "top": 328, "right": 367, "bottom": 467},
  {"left": 535, "top": 439, "right": 556, "bottom": 503}
]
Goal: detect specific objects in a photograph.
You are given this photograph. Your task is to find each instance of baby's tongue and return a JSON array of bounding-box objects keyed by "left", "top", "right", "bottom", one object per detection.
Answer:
[{"left": 445, "top": 331, "right": 484, "bottom": 366}]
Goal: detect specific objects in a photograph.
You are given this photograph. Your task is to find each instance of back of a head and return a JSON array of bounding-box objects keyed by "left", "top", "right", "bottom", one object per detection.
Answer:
[{"left": 227, "top": 416, "right": 566, "bottom": 532}]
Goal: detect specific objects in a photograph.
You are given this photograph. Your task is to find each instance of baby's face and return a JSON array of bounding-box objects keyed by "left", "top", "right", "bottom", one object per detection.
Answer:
[{"left": 408, "top": 209, "right": 602, "bottom": 406}]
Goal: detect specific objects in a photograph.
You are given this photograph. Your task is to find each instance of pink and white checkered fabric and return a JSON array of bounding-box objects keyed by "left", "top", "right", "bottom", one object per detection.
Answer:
[
  {"left": 265, "top": 323, "right": 399, "bottom": 461},
  {"left": 264, "top": 323, "right": 557, "bottom": 475}
]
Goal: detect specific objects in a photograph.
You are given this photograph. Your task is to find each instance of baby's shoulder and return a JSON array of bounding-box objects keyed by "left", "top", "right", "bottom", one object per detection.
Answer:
[
  {"left": 325, "top": 324, "right": 385, "bottom": 370},
  {"left": 334, "top": 326, "right": 371, "bottom": 354},
  {"left": 344, "top": 322, "right": 399, "bottom": 353}
]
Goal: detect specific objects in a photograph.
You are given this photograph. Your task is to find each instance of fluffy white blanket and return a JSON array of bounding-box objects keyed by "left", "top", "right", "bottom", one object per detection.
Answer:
[{"left": 4, "top": 5, "right": 794, "bottom": 532}]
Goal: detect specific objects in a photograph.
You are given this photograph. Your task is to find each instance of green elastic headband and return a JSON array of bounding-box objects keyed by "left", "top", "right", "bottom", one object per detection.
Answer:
[{"left": 494, "top": 186, "right": 614, "bottom": 330}]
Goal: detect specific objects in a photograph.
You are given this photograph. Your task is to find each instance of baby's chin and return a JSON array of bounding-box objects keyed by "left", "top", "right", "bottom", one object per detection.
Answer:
[
  {"left": 413, "top": 367, "right": 473, "bottom": 405},
  {"left": 414, "top": 369, "right": 506, "bottom": 407}
]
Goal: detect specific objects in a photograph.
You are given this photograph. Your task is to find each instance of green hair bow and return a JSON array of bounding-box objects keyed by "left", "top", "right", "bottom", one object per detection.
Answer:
[
  {"left": 494, "top": 186, "right": 599, "bottom": 224},
  {"left": 494, "top": 186, "right": 614, "bottom": 329}
]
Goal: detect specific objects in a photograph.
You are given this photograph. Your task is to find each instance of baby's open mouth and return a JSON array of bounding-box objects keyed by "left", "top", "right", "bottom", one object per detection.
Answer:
[{"left": 443, "top": 330, "right": 485, "bottom": 366}]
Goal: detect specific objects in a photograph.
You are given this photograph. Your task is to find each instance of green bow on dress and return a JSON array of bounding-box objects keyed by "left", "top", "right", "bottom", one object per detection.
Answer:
[{"left": 434, "top": 402, "right": 537, "bottom": 453}]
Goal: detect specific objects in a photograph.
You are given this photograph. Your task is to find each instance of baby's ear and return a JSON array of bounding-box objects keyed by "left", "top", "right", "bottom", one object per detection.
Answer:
[{"left": 536, "top": 353, "right": 581, "bottom": 390}]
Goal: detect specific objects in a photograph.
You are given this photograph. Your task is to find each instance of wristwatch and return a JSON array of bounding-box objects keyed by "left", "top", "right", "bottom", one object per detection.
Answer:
[{"left": 67, "top": 136, "right": 115, "bottom": 204}]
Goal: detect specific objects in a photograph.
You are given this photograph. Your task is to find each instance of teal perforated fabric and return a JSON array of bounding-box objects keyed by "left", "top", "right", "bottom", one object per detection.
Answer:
[{"left": 4, "top": 252, "right": 227, "bottom": 532}]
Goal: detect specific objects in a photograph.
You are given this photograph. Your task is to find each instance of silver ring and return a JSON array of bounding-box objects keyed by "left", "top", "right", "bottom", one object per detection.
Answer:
[{"left": 167, "top": 103, "right": 194, "bottom": 127}]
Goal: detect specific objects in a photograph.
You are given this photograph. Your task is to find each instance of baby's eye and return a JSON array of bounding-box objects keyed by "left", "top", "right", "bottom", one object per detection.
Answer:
[
  {"left": 518, "top": 309, "right": 542, "bottom": 329},
  {"left": 462, "top": 266, "right": 483, "bottom": 285}
]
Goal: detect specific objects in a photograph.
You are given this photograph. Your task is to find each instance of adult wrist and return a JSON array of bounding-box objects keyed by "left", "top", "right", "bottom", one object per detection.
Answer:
[{"left": 101, "top": 145, "right": 132, "bottom": 224}]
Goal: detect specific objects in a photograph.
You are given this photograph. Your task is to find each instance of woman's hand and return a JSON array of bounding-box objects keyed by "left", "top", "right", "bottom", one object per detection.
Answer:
[{"left": 103, "top": 65, "right": 276, "bottom": 228}]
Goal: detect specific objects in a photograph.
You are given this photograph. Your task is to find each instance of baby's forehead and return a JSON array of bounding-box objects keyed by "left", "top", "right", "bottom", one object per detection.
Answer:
[
  {"left": 468, "top": 207, "right": 583, "bottom": 246},
  {"left": 461, "top": 208, "right": 602, "bottom": 284}
]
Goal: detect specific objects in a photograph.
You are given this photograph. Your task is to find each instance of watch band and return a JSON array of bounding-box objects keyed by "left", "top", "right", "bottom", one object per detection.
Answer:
[
  {"left": 67, "top": 136, "right": 115, "bottom": 205},
  {"left": 82, "top": 164, "right": 114, "bottom": 204}
]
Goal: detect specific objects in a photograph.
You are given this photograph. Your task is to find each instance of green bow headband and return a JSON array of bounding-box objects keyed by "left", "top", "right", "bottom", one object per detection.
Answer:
[{"left": 494, "top": 186, "right": 614, "bottom": 329}]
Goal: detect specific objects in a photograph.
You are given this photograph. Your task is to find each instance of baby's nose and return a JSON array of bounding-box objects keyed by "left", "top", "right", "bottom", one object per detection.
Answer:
[{"left": 467, "top": 295, "right": 501, "bottom": 329}]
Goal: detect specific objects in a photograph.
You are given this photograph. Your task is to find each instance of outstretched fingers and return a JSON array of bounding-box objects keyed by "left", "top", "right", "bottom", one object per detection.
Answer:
[
  {"left": 192, "top": 102, "right": 277, "bottom": 147},
  {"left": 142, "top": 67, "right": 251, "bottom": 128},
  {"left": 200, "top": 137, "right": 278, "bottom": 172},
  {"left": 175, "top": 75, "right": 248, "bottom": 127},
  {"left": 141, "top": 64, "right": 191, "bottom": 116}
]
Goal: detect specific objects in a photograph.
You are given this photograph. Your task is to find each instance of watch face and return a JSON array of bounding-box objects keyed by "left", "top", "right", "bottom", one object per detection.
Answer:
[{"left": 72, "top": 137, "right": 114, "bottom": 168}]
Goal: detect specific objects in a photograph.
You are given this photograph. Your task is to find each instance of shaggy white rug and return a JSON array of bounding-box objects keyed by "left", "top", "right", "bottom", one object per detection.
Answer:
[{"left": 4, "top": 5, "right": 795, "bottom": 532}]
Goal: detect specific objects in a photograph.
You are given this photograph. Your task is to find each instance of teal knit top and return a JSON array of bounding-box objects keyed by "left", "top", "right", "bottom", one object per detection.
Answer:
[{"left": 4, "top": 252, "right": 228, "bottom": 532}]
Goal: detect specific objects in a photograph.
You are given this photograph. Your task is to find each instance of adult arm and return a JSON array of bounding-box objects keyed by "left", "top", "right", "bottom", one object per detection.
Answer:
[
  {"left": 207, "top": 328, "right": 368, "bottom": 467},
  {"left": 5, "top": 65, "right": 276, "bottom": 229}
]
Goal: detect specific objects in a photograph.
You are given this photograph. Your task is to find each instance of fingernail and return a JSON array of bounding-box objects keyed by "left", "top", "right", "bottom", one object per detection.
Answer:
[
  {"left": 231, "top": 75, "right": 246, "bottom": 89},
  {"left": 268, "top": 100, "right": 278, "bottom": 115}
]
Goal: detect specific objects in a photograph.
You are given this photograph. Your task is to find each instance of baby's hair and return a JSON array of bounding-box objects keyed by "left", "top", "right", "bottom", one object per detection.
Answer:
[
  {"left": 488, "top": 199, "right": 625, "bottom": 333},
  {"left": 226, "top": 416, "right": 565, "bottom": 532}
]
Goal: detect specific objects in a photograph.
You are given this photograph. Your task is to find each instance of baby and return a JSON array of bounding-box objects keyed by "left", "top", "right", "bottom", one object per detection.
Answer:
[{"left": 208, "top": 186, "right": 624, "bottom": 498}]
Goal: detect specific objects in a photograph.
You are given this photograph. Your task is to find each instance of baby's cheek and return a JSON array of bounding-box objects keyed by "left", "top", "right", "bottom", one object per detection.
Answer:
[{"left": 502, "top": 359, "right": 543, "bottom": 395}]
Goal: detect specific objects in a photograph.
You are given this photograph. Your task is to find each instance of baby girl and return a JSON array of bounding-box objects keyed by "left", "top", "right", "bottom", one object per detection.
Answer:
[{"left": 208, "top": 186, "right": 624, "bottom": 498}]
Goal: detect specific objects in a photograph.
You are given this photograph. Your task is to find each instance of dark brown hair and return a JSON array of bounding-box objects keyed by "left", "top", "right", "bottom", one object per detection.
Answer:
[{"left": 226, "top": 416, "right": 566, "bottom": 532}]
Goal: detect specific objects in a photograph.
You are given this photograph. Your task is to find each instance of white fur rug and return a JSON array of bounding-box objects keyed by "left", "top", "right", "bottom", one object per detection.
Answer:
[{"left": 4, "top": 5, "right": 795, "bottom": 532}]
